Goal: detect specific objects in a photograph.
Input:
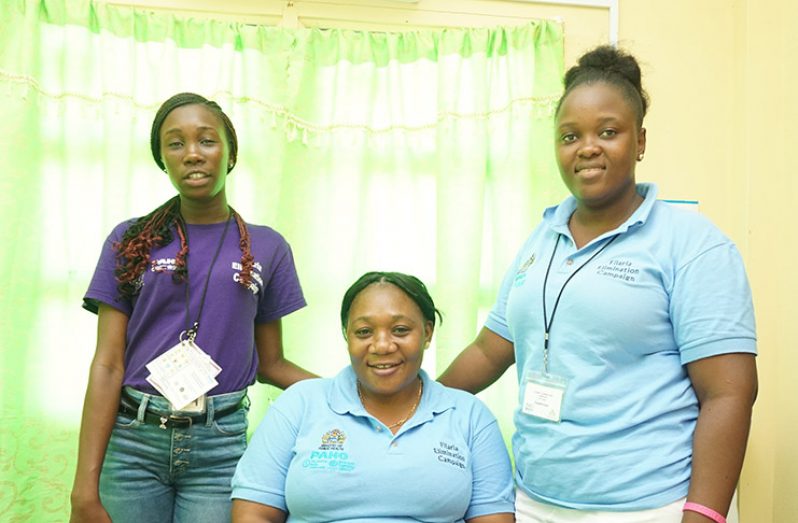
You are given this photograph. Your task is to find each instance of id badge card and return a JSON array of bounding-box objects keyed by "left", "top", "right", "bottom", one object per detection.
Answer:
[
  {"left": 145, "top": 340, "right": 222, "bottom": 410},
  {"left": 173, "top": 394, "right": 206, "bottom": 414},
  {"left": 522, "top": 371, "right": 568, "bottom": 422}
]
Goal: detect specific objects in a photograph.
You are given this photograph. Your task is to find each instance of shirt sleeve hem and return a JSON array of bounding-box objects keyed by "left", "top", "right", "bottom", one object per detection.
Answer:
[
  {"left": 82, "top": 293, "right": 131, "bottom": 316},
  {"left": 680, "top": 337, "right": 757, "bottom": 365},
  {"left": 465, "top": 502, "right": 516, "bottom": 520},
  {"left": 256, "top": 298, "right": 307, "bottom": 324},
  {"left": 483, "top": 319, "right": 512, "bottom": 343},
  {"left": 230, "top": 487, "right": 286, "bottom": 511}
]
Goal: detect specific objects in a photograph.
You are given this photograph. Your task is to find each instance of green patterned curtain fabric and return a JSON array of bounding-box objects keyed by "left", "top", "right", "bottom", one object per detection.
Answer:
[{"left": 0, "top": 0, "right": 565, "bottom": 520}]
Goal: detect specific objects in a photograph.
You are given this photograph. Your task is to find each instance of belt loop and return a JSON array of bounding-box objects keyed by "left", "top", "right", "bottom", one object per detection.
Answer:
[
  {"left": 205, "top": 396, "right": 215, "bottom": 427},
  {"left": 137, "top": 394, "right": 151, "bottom": 423},
  {"left": 243, "top": 393, "right": 251, "bottom": 411}
]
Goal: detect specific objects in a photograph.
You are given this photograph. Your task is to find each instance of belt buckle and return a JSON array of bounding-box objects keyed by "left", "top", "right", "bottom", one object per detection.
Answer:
[{"left": 166, "top": 414, "right": 193, "bottom": 429}]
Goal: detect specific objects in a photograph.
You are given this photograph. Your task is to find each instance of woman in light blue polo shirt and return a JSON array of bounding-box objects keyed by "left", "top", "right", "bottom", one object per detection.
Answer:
[
  {"left": 231, "top": 272, "right": 515, "bottom": 523},
  {"left": 439, "top": 46, "right": 757, "bottom": 523}
]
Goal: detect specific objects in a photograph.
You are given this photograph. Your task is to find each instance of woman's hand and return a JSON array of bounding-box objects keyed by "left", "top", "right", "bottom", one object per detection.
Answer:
[{"left": 69, "top": 495, "right": 112, "bottom": 523}]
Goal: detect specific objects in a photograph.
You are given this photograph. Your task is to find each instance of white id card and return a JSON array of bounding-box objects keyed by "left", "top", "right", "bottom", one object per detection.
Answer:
[
  {"left": 522, "top": 371, "right": 568, "bottom": 422},
  {"left": 145, "top": 340, "right": 222, "bottom": 410},
  {"left": 173, "top": 395, "right": 205, "bottom": 414}
]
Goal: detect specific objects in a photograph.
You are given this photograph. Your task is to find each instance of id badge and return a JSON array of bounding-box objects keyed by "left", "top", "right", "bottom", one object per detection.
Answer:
[
  {"left": 522, "top": 371, "right": 568, "bottom": 422},
  {"left": 145, "top": 340, "right": 222, "bottom": 410},
  {"left": 172, "top": 395, "right": 206, "bottom": 413}
]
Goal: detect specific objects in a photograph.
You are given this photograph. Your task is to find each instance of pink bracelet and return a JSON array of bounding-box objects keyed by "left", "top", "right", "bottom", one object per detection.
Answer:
[{"left": 683, "top": 501, "right": 726, "bottom": 523}]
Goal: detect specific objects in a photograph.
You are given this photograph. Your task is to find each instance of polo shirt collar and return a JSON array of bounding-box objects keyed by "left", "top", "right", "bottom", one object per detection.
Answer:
[
  {"left": 328, "top": 366, "right": 456, "bottom": 424},
  {"left": 543, "top": 182, "right": 658, "bottom": 239},
  {"left": 328, "top": 366, "right": 365, "bottom": 416}
]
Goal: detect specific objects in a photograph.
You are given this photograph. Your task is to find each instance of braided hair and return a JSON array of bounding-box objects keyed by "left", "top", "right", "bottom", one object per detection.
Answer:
[
  {"left": 114, "top": 93, "right": 254, "bottom": 299},
  {"left": 556, "top": 45, "right": 649, "bottom": 126}
]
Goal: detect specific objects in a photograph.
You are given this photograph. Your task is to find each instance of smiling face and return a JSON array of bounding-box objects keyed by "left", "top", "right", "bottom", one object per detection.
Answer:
[
  {"left": 159, "top": 104, "right": 230, "bottom": 205},
  {"left": 555, "top": 81, "right": 646, "bottom": 212},
  {"left": 345, "top": 282, "right": 433, "bottom": 401}
]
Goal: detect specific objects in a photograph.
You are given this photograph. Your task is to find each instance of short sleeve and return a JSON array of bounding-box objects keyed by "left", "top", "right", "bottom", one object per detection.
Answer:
[
  {"left": 671, "top": 242, "right": 757, "bottom": 364},
  {"left": 83, "top": 222, "right": 133, "bottom": 315},
  {"left": 464, "top": 402, "right": 515, "bottom": 519},
  {"left": 230, "top": 392, "right": 300, "bottom": 510},
  {"left": 256, "top": 239, "right": 306, "bottom": 324},
  {"left": 485, "top": 232, "right": 539, "bottom": 342}
]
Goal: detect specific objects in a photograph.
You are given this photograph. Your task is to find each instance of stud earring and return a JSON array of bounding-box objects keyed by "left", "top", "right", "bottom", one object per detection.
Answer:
[{"left": 637, "top": 152, "right": 644, "bottom": 161}]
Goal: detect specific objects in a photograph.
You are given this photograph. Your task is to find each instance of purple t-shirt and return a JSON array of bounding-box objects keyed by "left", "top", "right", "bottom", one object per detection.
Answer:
[{"left": 84, "top": 218, "right": 306, "bottom": 394}]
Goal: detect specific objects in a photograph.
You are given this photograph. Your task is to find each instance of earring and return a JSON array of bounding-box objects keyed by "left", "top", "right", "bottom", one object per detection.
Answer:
[
  {"left": 228, "top": 162, "right": 234, "bottom": 169},
  {"left": 637, "top": 152, "right": 644, "bottom": 161}
]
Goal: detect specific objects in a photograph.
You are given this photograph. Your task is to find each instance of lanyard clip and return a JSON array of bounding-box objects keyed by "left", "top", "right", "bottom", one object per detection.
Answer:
[
  {"left": 186, "top": 322, "right": 199, "bottom": 342},
  {"left": 179, "top": 322, "right": 199, "bottom": 344}
]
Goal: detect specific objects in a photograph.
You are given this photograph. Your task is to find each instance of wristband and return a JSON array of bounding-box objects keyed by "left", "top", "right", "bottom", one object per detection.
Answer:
[{"left": 683, "top": 501, "right": 726, "bottom": 523}]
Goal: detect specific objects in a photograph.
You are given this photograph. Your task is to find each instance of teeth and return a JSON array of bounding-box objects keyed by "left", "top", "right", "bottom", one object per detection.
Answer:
[
  {"left": 373, "top": 364, "right": 394, "bottom": 369},
  {"left": 187, "top": 173, "right": 205, "bottom": 179}
]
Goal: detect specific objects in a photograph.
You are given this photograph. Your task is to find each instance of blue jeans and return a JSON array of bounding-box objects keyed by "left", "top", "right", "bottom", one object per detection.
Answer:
[{"left": 99, "top": 387, "right": 249, "bottom": 523}]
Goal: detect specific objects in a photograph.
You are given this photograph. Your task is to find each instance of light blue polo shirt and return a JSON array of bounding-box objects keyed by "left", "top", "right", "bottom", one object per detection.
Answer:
[
  {"left": 232, "top": 367, "right": 514, "bottom": 522},
  {"left": 486, "top": 183, "right": 756, "bottom": 511}
]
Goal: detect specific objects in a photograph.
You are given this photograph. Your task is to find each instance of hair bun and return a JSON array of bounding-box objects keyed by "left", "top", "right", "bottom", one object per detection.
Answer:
[
  {"left": 576, "top": 45, "right": 642, "bottom": 92},
  {"left": 560, "top": 45, "right": 649, "bottom": 122}
]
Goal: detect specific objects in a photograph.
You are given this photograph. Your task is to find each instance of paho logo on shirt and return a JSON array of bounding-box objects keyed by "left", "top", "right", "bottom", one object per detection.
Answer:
[{"left": 302, "top": 428, "right": 356, "bottom": 472}]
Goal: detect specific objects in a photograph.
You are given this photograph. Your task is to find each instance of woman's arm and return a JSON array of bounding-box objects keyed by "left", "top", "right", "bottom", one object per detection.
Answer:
[
  {"left": 69, "top": 304, "right": 128, "bottom": 523},
  {"left": 254, "top": 319, "right": 317, "bottom": 388},
  {"left": 682, "top": 352, "right": 757, "bottom": 523},
  {"left": 438, "top": 327, "right": 515, "bottom": 394},
  {"left": 231, "top": 499, "right": 287, "bottom": 523}
]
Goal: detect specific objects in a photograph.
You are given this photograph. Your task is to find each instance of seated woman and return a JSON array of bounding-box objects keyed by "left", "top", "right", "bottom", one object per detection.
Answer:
[{"left": 231, "top": 271, "right": 515, "bottom": 523}]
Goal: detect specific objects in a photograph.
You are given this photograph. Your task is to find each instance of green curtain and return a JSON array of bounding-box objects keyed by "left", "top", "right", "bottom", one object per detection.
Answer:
[{"left": 0, "top": 0, "right": 565, "bottom": 519}]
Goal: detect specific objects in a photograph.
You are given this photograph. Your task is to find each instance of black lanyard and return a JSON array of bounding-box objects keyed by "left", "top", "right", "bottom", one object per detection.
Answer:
[
  {"left": 541, "top": 233, "right": 618, "bottom": 373},
  {"left": 181, "top": 213, "right": 232, "bottom": 343}
]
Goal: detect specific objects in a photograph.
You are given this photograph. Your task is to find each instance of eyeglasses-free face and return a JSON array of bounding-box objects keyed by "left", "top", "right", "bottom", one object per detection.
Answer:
[
  {"left": 160, "top": 104, "right": 231, "bottom": 206},
  {"left": 555, "top": 81, "right": 646, "bottom": 213},
  {"left": 345, "top": 282, "right": 432, "bottom": 403}
]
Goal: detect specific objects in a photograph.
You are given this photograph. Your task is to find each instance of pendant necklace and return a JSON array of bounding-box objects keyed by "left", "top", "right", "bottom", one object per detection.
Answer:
[{"left": 357, "top": 377, "right": 423, "bottom": 430}]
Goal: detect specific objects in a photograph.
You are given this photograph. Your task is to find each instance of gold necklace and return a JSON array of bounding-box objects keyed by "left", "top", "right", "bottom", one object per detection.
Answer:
[{"left": 357, "top": 377, "right": 423, "bottom": 430}]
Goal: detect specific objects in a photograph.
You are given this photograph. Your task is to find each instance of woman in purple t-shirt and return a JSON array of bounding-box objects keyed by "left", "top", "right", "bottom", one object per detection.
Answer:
[{"left": 70, "top": 92, "right": 315, "bottom": 523}]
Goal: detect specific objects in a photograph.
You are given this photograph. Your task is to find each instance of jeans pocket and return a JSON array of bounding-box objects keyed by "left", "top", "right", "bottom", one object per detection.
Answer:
[
  {"left": 114, "top": 410, "right": 141, "bottom": 429},
  {"left": 211, "top": 408, "right": 248, "bottom": 436}
]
